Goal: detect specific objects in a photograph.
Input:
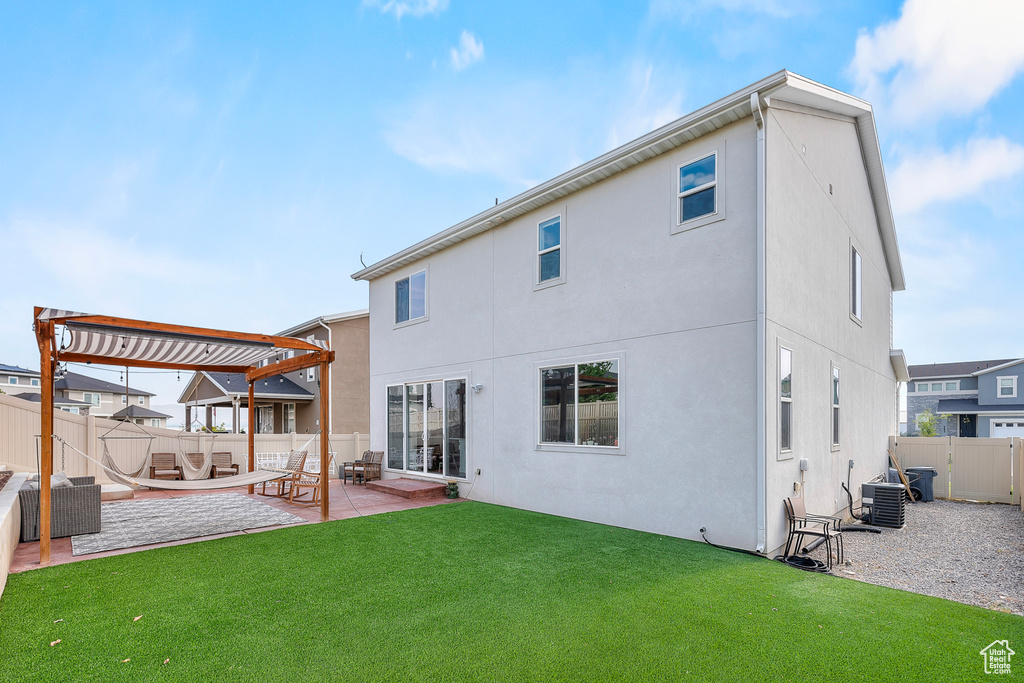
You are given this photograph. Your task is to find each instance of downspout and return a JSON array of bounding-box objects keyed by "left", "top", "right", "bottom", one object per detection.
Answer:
[
  {"left": 317, "top": 317, "right": 333, "bottom": 435},
  {"left": 752, "top": 92, "right": 767, "bottom": 554}
]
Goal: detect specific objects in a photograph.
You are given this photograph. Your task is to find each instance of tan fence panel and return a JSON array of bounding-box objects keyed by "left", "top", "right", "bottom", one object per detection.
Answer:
[
  {"left": 1014, "top": 438, "right": 1022, "bottom": 509},
  {"left": 891, "top": 436, "right": 950, "bottom": 498},
  {"left": 951, "top": 438, "right": 1014, "bottom": 504}
]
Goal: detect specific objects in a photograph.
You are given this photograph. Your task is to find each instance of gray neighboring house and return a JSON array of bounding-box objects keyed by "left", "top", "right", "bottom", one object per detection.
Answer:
[
  {"left": 54, "top": 370, "right": 169, "bottom": 427},
  {"left": 353, "top": 70, "right": 907, "bottom": 555},
  {"left": 907, "top": 359, "right": 1024, "bottom": 437},
  {"left": 177, "top": 371, "right": 314, "bottom": 434},
  {"left": 1, "top": 363, "right": 41, "bottom": 395}
]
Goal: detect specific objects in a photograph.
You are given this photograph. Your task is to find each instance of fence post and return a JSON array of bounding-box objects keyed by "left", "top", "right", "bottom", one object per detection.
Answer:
[{"left": 86, "top": 414, "right": 98, "bottom": 481}]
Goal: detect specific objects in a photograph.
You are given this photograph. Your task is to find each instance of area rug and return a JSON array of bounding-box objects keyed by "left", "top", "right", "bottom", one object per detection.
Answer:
[{"left": 71, "top": 493, "right": 304, "bottom": 556}]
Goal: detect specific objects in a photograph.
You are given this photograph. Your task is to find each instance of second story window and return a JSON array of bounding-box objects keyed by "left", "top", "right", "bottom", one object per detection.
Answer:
[
  {"left": 83, "top": 392, "right": 100, "bottom": 406},
  {"left": 678, "top": 153, "right": 717, "bottom": 223},
  {"left": 998, "top": 376, "right": 1017, "bottom": 398},
  {"left": 395, "top": 270, "right": 427, "bottom": 324},
  {"left": 538, "top": 216, "right": 561, "bottom": 283}
]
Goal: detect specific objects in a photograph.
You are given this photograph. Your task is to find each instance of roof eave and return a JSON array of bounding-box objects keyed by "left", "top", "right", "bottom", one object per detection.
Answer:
[{"left": 972, "top": 358, "right": 1024, "bottom": 376}]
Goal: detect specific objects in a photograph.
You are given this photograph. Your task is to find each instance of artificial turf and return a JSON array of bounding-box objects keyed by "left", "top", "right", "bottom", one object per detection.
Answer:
[{"left": 0, "top": 502, "right": 1020, "bottom": 682}]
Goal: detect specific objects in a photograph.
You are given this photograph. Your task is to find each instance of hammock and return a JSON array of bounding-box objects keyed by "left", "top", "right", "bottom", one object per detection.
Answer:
[{"left": 57, "top": 433, "right": 321, "bottom": 491}]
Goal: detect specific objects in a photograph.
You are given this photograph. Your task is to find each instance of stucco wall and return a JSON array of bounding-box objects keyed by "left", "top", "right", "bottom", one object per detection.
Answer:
[
  {"left": 762, "top": 103, "right": 897, "bottom": 553},
  {"left": 368, "top": 117, "right": 762, "bottom": 549}
]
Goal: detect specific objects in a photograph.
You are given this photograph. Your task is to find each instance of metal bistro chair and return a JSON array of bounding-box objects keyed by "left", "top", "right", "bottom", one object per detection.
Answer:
[{"left": 783, "top": 497, "right": 844, "bottom": 569}]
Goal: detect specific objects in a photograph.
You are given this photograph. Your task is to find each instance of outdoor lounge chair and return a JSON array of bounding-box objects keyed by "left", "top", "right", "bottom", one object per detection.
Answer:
[
  {"left": 19, "top": 476, "right": 102, "bottom": 542},
  {"left": 358, "top": 450, "right": 384, "bottom": 483},
  {"left": 210, "top": 452, "right": 239, "bottom": 478},
  {"left": 341, "top": 450, "right": 373, "bottom": 485},
  {"left": 150, "top": 452, "right": 184, "bottom": 480},
  {"left": 783, "top": 497, "right": 844, "bottom": 569}
]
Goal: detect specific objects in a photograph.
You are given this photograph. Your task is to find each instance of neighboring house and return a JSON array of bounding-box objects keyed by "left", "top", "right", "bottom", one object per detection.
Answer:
[
  {"left": 177, "top": 371, "right": 314, "bottom": 434},
  {"left": 0, "top": 363, "right": 41, "bottom": 395},
  {"left": 54, "top": 371, "right": 168, "bottom": 427},
  {"left": 352, "top": 70, "right": 906, "bottom": 555},
  {"left": 176, "top": 309, "right": 369, "bottom": 435},
  {"left": 907, "top": 358, "right": 1024, "bottom": 437},
  {"left": 13, "top": 392, "right": 93, "bottom": 415}
]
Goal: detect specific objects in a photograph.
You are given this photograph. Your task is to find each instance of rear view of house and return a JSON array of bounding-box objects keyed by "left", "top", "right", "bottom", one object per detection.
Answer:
[{"left": 353, "top": 71, "right": 906, "bottom": 555}]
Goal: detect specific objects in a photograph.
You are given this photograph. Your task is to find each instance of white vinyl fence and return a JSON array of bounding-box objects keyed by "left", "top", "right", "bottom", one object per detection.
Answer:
[{"left": 0, "top": 394, "right": 368, "bottom": 482}]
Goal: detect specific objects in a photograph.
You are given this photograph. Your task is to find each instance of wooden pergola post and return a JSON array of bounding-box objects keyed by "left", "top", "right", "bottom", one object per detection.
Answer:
[
  {"left": 35, "top": 311, "right": 54, "bottom": 565},
  {"left": 319, "top": 359, "right": 330, "bottom": 522},
  {"left": 247, "top": 381, "right": 256, "bottom": 495}
]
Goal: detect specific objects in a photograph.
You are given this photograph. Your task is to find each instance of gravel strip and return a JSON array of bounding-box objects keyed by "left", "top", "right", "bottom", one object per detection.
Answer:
[{"left": 807, "top": 499, "right": 1024, "bottom": 615}]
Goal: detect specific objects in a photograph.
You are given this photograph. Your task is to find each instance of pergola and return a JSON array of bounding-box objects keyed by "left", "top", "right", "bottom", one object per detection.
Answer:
[{"left": 33, "top": 307, "right": 335, "bottom": 565}]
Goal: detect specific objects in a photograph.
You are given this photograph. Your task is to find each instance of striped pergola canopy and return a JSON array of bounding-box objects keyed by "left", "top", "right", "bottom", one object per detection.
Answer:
[{"left": 35, "top": 308, "right": 328, "bottom": 375}]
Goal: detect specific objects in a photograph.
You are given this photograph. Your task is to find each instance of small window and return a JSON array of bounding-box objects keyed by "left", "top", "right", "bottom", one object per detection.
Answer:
[
  {"left": 61, "top": 407, "right": 80, "bottom": 415},
  {"left": 30, "top": 378, "right": 39, "bottom": 387},
  {"left": 537, "top": 216, "right": 561, "bottom": 284},
  {"left": 83, "top": 393, "right": 100, "bottom": 406},
  {"left": 851, "top": 246, "right": 862, "bottom": 320},
  {"left": 931, "top": 383, "right": 942, "bottom": 392},
  {"left": 395, "top": 270, "right": 427, "bottom": 324},
  {"left": 138, "top": 396, "right": 144, "bottom": 405},
  {"left": 539, "top": 360, "right": 619, "bottom": 447},
  {"left": 121, "top": 395, "right": 128, "bottom": 405},
  {"left": 307, "top": 368, "right": 315, "bottom": 382},
  {"left": 678, "top": 153, "right": 717, "bottom": 223},
  {"left": 831, "top": 365, "right": 840, "bottom": 447},
  {"left": 150, "top": 419, "right": 160, "bottom": 427},
  {"left": 998, "top": 376, "right": 1017, "bottom": 398},
  {"left": 780, "top": 347, "right": 793, "bottom": 452},
  {"left": 284, "top": 403, "right": 296, "bottom": 433},
  {"left": 945, "top": 381, "right": 958, "bottom": 391},
  {"left": 916, "top": 383, "right": 928, "bottom": 392},
  {"left": 7, "top": 377, "right": 16, "bottom": 385}
]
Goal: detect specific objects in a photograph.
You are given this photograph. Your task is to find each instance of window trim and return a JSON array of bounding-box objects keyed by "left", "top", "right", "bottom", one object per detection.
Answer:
[
  {"left": 384, "top": 375, "right": 471, "bottom": 480},
  {"left": 997, "top": 376, "right": 1018, "bottom": 399},
  {"left": 394, "top": 268, "right": 429, "bottom": 328},
  {"left": 851, "top": 244, "right": 863, "bottom": 323},
  {"left": 82, "top": 392, "right": 101, "bottom": 406},
  {"left": 831, "top": 363, "right": 840, "bottom": 450},
  {"left": 534, "top": 352, "right": 624, "bottom": 455},
  {"left": 307, "top": 368, "right": 315, "bottom": 382},
  {"left": 7, "top": 377, "right": 17, "bottom": 385},
  {"left": 283, "top": 402, "right": 296, "bottom": 433},
  {"left": 672, "top": 145, "right": 726, "bottom": 234},
  {"left": 30, "top": 378, "right": 39, "bottom": 387},
  {"left": 779, "top": 345, "right": 793, "bottom": 457},
  {"left": 535, "top": 213, "right": 565, "bottom": 290}
]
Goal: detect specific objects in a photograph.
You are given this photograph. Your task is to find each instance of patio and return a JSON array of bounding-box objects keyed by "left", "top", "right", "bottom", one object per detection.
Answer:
[{"left": 10, "top": 479, "right": 456, "bottom": 573}]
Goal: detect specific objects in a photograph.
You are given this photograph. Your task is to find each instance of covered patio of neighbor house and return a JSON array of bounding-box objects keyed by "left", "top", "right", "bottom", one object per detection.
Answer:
[
  {"left": 31, "top": 307, "right": 337, "bottom": 566},
  {"left": 177, "top": 370, "right": 315, "bottom": 434}
]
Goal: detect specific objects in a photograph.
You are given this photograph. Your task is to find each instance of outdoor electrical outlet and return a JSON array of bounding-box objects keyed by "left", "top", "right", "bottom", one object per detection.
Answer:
[
  {"left": 794, "top": 481, "right": 801, "bottom": 492},
  {"left": 848, "top": 459, "right": 855, "bottom": 470}
]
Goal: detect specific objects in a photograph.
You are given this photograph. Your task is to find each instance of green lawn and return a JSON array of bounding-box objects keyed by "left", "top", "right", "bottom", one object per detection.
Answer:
[{"left": 0, "top": 502, "right": 1020, "bottom": 682}]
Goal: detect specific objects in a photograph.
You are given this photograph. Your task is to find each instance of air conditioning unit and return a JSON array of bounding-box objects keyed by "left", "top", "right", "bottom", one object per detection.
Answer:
[{"left": 861, "top": 481, "right": 905, "bottom": 528}]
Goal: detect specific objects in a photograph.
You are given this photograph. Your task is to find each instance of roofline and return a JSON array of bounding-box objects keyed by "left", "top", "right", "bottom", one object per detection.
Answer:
[
  {"left": 0, "top": 367, "right": 40, "bottom": 377},
  {"left": 178, "top": 371, "right": 314, "bottom": 404},
  {"left": 351, "top": 70, "right": 904, "bottom": 292},
  {"left": 971, "top": 358, "right": 1024, "bottom": 376},
  {"left": 277, "top": 309, "right": 369, "bottom": 338}
]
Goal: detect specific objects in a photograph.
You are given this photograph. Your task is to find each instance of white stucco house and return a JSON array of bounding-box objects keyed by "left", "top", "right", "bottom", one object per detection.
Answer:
[{"left": 352, "top": 70, "right": 908, "bottom": 555}]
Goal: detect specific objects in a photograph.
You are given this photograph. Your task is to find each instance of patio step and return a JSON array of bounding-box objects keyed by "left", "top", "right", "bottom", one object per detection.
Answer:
[
  {"left": 366, "top": 478, "right": 446, "bottom": 499},
  {"left": 101, "top": 484, "right": 134, "bottom": 501}
]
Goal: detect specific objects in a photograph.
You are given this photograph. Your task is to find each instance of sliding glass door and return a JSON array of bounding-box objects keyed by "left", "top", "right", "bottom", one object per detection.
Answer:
[{"left": 387, "top": 378, "right": 467, "bottom": 479}]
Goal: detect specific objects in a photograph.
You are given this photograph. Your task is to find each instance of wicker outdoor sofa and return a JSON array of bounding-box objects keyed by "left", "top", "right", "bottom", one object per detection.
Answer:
[{"left": 18, "top": 476, "right": 102, "bottom": 542}]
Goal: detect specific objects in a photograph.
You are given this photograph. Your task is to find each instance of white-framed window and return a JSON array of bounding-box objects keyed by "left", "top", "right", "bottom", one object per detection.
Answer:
[
  {"left": 283, "top": 403, "right": 296, "bottom": 433},
  {"left": 307, "top": 368, "right": 315, "bottom": 382},
  {"left": 138, "top": 396, "right": 144, "bottom": 405},
  {"left": 831, "top": 364, "right": 840, "bottom": 448},
  {"left": 537, "top": 215, "right": 562, "bottom": 285},
  {"left": 851, "top": 246, "right": 862, "bottom": 321},
  {"left": 539, "top": 359, "right": 619, "bottom": 448},
  {"left": 945, "top": 381, "right": 959, "bottom": 391},
  {"left": 60, "top": 407, "right": 80, "bottom": 415},
  {"left": 150, "top": 419, "right": 160, "bottom": 427},
  {"left": 30, "top": 378, "right": 39, "bottom": 387},
  {"left": 7, "top": 377, "right": 17, "bottom": 385},
  {"left": 121, "top": 395, "right": 128, "bottom": 405},
  {"left": 82, "top": 393, "right": 100, "bottom": 406},
  {"left": 386, "top": 378, "right": 468, "bottom": 479},
  {"left": 677, "top": 152, "right": 717, "bottom": 224},
  {"left": 915, "top": 381, "right": 960, "bottom": 394},
  {"left": 395, "top": 269, "right": 427, "bottom": 325},
  {"left": 780, "top": 347, "right": 793, "bottom": 453},
  {"left": 997, "top": 376, "right": 1017, "bottom": 398}
]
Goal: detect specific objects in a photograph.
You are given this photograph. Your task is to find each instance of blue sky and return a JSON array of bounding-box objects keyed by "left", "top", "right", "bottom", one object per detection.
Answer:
[{"left": 2, "top": 0, "right": 1023, "bottom": 423}]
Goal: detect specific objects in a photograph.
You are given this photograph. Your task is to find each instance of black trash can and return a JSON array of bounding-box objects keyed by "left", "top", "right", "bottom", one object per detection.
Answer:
[{"left": 904, "top": 466, "right": 938, "bottom": 502}]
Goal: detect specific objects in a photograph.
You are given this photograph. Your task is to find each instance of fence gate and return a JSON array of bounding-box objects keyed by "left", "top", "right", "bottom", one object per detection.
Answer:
[{"left": 890, "top": 436, "right": 1019, "bottom": 505}]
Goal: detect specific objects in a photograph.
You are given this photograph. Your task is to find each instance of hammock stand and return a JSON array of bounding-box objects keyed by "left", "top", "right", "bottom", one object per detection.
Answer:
[{"left": 32, "top": 306, "right": 336, "bottom": 566}]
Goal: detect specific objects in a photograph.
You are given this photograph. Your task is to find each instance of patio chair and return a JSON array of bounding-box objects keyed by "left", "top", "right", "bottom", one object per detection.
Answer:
[
  {"left": 258, "top": 449, "right": 307, "bottom": 497},
  {"left": 186, "top": 452, "right": 204, "bottom": 469},
  {"left": 210, "top": 452, "right": 239, "bottom": 478},
  {"left": 287, "top": 470, "right": 323, "bottom": 506},
  {"left": 783, "top": 497, "right": 844, "bottom": 569},
  {"left": 150, "top": 452, "right": 183, "bottom": 480},
  {"left": 341, "top": 450, "right": 373, "bottom": 485},
  {"left": 358, "top": 451, "right": 384, "bottom": 483}
]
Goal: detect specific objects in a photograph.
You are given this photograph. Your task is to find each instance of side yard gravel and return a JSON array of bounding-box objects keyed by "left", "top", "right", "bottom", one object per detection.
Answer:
[{"left": 823, "top": 499, "right": 1024, "bottom": 615}]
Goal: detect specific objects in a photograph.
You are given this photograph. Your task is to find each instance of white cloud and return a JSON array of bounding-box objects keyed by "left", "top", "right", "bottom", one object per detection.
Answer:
[
  {"left": 383, "top": 61, "right": 685, "bottom": 188},
  {"left": 850, "top": 0, "right": 1024, "bottom": 124},
  {"left": 648, "top": 0, "right": 816, "bottom": 19},
  {"left": 889, "top": 136, "right": 1024, "bottom": 214},
  {"left": 363, "top": 0, "right": 448, "bottom": 20},
  {"left": 450, "top": 31, "right": 484, "bottom": 72}
]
